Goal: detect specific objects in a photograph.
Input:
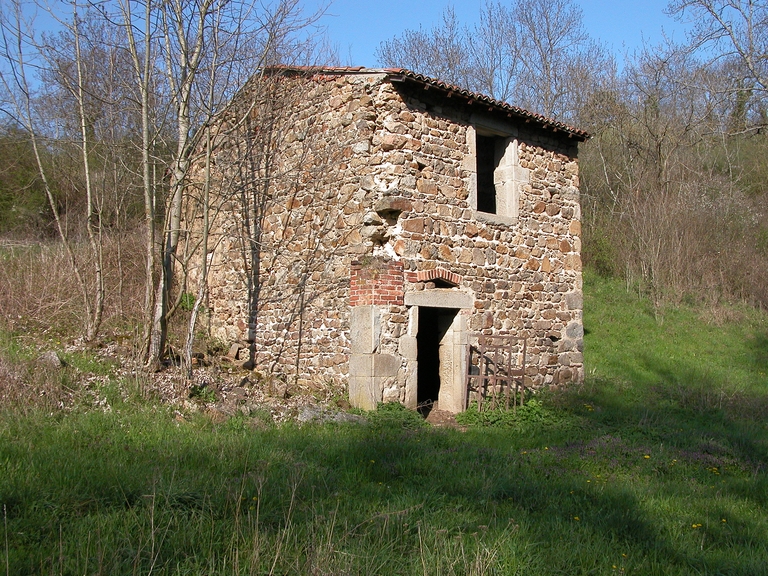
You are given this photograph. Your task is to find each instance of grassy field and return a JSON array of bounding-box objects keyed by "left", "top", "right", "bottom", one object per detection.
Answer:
[{"left": 2, "top": 271, "right": 768, "bottom": 575}]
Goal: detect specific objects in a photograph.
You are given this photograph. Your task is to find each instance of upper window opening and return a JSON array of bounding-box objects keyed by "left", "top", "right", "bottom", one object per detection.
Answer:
[
  {"left": 475, "top": 135, "right": 499, "bottom": 214},
  {"left": 472, "top": 128, "right": 527, "bottom": 223}
]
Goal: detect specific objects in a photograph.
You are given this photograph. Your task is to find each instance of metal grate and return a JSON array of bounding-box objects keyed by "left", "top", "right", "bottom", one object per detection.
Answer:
[{"left": 464, "top": 334, "right": 527, "bottom": 411}]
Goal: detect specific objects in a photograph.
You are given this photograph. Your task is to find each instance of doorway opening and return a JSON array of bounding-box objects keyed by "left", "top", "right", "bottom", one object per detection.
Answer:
[{"left": 416, "top": 307, "right": 459, "bottom": 417}]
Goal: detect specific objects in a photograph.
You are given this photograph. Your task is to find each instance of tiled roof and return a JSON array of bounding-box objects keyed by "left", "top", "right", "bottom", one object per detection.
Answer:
[{"left": 262, "top": 66, "right": 590, "bottom": 141}]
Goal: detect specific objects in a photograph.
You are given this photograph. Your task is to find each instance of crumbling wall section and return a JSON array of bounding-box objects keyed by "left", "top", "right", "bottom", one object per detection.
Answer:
[{"left": 198, "top": 72, "right": 391, "bottom": 387}]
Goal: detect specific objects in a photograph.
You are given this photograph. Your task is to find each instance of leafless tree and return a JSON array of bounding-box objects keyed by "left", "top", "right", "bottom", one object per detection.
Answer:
[
  {"left": 104, "top": 0, "right": 329, "bottom": 368},
  {"left": 376, "top": 7, "right": 473, "bottom": 89},
  {"left": 376, "top": 0, "right": 613, "bottom": 122},
  {"left": 170, "top": 4, "right": 332, "bottom": 375},
  {"left": 184, "top": 67, "right": 357, "bottom": 381},
  {"left": 0, "top": 1, "right": 115, "bottom": 341},
  {"left": 668, "top": 0, "right": 768, "bottom": 95},
  {"left": 0, "top": 0, "right": 331, "bottom": 360},
  {"left": 465, "top": 2, "right": 521, "bottom": 102},
  {"left": 580, "top": 29, "right": 768, "bottom": 308}
]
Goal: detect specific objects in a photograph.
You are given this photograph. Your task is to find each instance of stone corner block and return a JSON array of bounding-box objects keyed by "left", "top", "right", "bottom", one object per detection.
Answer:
[
  {"left": 350, "top": 305, "right": 380, "bottom": 354},
  {"left": 399, "top": 335, "right": 418, "bottom": 360},
  {"left": 373, "top": 354, "right": 401, "bottom": 378}
]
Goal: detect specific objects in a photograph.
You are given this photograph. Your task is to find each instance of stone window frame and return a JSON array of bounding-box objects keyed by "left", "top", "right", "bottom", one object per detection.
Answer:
[{"left": 466, "top": 121, "right": 529, "bottom": 226}]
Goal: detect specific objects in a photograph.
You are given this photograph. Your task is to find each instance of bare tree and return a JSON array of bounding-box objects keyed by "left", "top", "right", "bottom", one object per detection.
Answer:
[
  {"left": 376, "top": 0, "right": 613, "bottom": 122},
  {"left": 99, "top": 0, "right": 329, "bottom": 368},
  {"left": 59, "top": 3, "right": 105, "bottom": 340},
  {"left": 579, "top": 30, "right": 768, "bottom": 308},
  {"left": 0, "top": 0, "right": 112, "bottom": 341},
  {"left": 376, "top": 7, "right": 473, "bottom": 89},
  {"left": 182, "top": 67, "right": 357, "bottom": 382},
  {"left": 465, "top": 1, "right": 520, "bottom": 102},
  {"left": 112, "top": 0, "right": 163, "bottom": 361},
  {"left": 169, "top": 3, "right": 332, "bottom": 375},
  {"left": 668, "top": 0, "right": 768, "bottom": 91}
]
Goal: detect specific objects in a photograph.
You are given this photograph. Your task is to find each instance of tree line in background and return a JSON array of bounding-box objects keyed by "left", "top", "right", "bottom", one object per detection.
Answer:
[
  {"left": 0, "top": 0, "right": 329, "bottom": 371},
  {"left": 0, "top": 0, "right": 766, "bottom": 369}
]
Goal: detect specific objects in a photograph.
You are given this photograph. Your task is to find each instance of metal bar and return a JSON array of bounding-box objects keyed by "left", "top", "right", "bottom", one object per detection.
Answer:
[
  {"left": 520, "top": 339, "right": 527, "bottom": 408},
  {"left": 464, "top": 341, "right": 472, "bottom": 411},
  {"left": 478, "top": 336, "right": 486, "bottom": 412}
]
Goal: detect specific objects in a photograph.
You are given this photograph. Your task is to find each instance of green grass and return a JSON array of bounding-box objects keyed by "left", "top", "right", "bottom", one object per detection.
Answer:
[{"left": 1, "top": 270, "right": 768, "bottom": 575}]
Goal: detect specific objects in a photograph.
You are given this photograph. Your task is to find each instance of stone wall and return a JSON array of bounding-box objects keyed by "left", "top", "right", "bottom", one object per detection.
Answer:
[{"left": 192, "top": 69, "right": 584, "bottom": 405}]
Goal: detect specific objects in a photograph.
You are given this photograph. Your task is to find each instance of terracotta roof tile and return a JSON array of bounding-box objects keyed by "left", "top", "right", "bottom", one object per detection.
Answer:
[{"left": 261, "top": 66, "right": 589, "bottom": 141}]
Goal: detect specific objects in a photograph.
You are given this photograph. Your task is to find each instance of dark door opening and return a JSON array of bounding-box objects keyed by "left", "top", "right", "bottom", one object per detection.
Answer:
[{"left": 416, "top": 307, "right": 458, "bottom": 417}]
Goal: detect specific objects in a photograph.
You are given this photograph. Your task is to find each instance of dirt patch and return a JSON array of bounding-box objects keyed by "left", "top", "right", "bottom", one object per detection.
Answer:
[{"left": 425, "top": 408, "right": 462, "bottom": 428}]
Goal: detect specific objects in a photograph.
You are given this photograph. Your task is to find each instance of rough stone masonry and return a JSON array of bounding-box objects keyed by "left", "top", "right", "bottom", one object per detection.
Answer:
[{"left": 191, "top": 67, "right": 589, "bottom": 413}]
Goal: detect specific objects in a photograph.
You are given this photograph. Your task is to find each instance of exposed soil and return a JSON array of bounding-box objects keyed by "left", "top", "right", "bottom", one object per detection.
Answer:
[{"left": 424, "top": 408, "right": 461, "bottom": 427}]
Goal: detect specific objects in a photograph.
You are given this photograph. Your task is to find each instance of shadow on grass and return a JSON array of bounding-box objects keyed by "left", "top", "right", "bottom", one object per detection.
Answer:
[
  {"left": 746, "top": 331, "right": 768, "bottom": 371},
  {"left": 3, "top": 330, "right": 768, "bottom": 575},
  {"left": 2, "top": 394, "right": 767, "bottom": 575},
  {"left": 280, "top": 404, "right": 766, "bottom": 574}
]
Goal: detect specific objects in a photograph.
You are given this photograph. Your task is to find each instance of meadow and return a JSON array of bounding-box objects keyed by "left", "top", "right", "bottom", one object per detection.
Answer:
[{"left": 1, "top": 271, "right": 767, "bottom": 575}]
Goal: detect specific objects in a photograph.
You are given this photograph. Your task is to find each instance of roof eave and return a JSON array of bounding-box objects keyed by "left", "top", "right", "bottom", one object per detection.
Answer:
[{"left": 386, "top": 71, "right": 590, "bottom": 142}]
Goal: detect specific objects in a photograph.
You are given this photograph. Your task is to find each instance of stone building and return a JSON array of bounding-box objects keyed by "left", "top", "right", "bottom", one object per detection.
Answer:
[{"left": 195, "top": 66, "right": 588, "bottom": 413}]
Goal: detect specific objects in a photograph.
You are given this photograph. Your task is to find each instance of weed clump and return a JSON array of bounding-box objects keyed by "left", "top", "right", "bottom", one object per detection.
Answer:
[
  {"left": 456, "top": 398, "right": 562, "bottom": 429},
  {"left": 366, "top": 401, "right": 428, "bottom": 430}
]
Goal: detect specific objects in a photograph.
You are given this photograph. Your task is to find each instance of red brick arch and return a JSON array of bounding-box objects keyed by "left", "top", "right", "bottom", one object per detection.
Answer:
[{"left": 414, "top": 268, "right": 462, "bottom": 287}]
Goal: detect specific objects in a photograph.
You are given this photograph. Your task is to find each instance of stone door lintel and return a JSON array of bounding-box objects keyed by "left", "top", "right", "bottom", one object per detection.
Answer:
[{"left": 404, "top": 289, "right": 474, "bottom": 309}]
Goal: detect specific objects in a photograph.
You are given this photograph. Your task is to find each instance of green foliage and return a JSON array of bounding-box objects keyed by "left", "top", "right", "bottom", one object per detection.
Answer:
[
  {"left": 366, "top": 401, "right": 428, "bottom": 430},
  {"left": 581, "top": 221, "right": 618, "bottom": 278},
  {"left": 205, "top": 336, "right": 228, "bottom": 356},
  {"left": 0, "top": 329, "right": 112, "bottom": 376},
  {"left": 456, "top": 398, "right": 564, "bottom": 428},
  {"left": 0, "top": 329, "right": 136, "bottom": 413},
  {"left": 179, "top": 292, "right": 196, "bottom": 312},
  {"left": 583, "top": 268, "right": 768, "bottom": 404},
  {"left": 2, "top": 270, "right": 768, "bottom": 574},
  {"left": 711, "top": 132, "right": 768, "bottom": 198},
  {"left": 0, "top": 327, "right": 28, "bottom": 363},
  {"left": 60, "top": 349, "right": 116, "bottom": 376},
  {"left": 756, "top": 226, "right": 768, "bottom": 256},
  {"left": 189, "top": 383, "right": 216, "bottom": 403},
  {"left": 0, "top": 125, "right": 50, "bottom": 235},
  {"left": 580, "top": 76, "right": 768, "bottom": 308}
]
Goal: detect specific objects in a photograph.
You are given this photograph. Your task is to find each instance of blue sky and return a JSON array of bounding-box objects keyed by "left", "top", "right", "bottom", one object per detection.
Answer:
[{"left": 312, "top": 0, "right": 690, "bottom": 67}]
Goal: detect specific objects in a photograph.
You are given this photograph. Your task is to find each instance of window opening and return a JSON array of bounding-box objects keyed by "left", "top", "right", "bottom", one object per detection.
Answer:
[
  {"left": 475, "top": 134, "right": 498, "bottom": 214},
  {"left": 473, "top": 129, "right": 525, "bottom": 222}
]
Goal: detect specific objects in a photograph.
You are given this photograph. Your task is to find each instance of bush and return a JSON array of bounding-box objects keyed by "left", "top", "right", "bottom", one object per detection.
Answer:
[{"left": 456, "top": 398, "right": 562, "bottom": 428}]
